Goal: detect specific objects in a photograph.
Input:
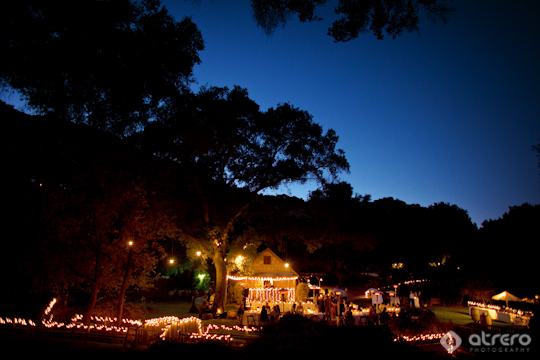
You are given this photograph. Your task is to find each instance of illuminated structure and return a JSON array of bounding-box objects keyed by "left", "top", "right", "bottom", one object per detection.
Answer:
[{"left": 227, "top": 248, "right": 298, "bottom": 302}]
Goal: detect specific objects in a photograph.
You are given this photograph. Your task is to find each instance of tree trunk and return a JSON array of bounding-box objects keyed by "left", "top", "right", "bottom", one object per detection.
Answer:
[
  {"left": 213, "top": 203, "right": 250, "bottom": 313},
  {"left": 83, "top": 245, "right": 102, "bottom": 326},
  {"left": 116, "top": 247, "right": 133, "bottom": 326},
  {"left": 336, "top": 259, "right": 344, "bottom": 288},
  {"left": 213, "top": 250, "right": 227, "bottom": 313}
]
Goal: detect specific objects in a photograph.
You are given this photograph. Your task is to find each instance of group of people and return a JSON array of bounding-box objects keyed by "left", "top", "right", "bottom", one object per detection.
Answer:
[
  {"left": 199, "top": 293, "right": 217, "bottom": 318},
  {"left": 260, "top": 303, "right": 282, "bottom": 322},
  {"left": 318, "top": 292, "right": 348, "bottom": 320},
  {"left": 236, "top": 302, "right": 282, "bottom": 325}
]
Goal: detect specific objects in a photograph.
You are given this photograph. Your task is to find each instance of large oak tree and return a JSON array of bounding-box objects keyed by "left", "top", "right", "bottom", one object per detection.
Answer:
[
  {"left": 0, "top": 0, "right": 204, "bottom": 136},
  {"left": 135, "top": 85, "right": 349, "bottom": 311}
]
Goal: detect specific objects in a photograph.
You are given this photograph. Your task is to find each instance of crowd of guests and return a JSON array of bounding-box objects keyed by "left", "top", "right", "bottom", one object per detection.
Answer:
[
  {"left": 236, "top": 302, "right": 283, "bottom": 324},
  {"left": 317, "top": 291, "right": 349, "bottom": 320},
  {"left": 232, "top": 289, "right": 417, "bottom": 326},
  {"left": 198, "top": 293, "right": 217, "bottom": 319},
  {"left": 236, "top": 295, "right": 392, "bottom": 327}
]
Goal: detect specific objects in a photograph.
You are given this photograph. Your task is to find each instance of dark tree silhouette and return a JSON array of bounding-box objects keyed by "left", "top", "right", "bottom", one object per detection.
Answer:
[
  {"left": 533, "top": 140, "right": 540, "bottom": 175},
  {"left": 251, "top": 0, "right": 454, "bottom": 42},
  {"left": 4, "top": 101, "right": 180, "bottom": 324},
  {"left": 0, "top": 0, "right": 204, "bottom": 136},
  {"left": 134, "top": 85, "right": 349, "bottom": 311},
  {"left": 478, "top": 203, "right": 540, "bottom": 294},
  {"left": 305, "top": 182, "right": 377, "bottom": 286}
]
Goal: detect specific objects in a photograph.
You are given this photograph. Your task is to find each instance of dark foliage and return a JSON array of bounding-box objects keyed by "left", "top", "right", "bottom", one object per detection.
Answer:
[
  {"left": 251, "top": 0, "right": 454, "bottom": 42},
  {"left": 0, "top": 0, "right": 204, "bottom": 136},
  {"left": 241, "top": 314, "right": 443, "bottom": 359},
  {"left": 476, "top": 203, "right": 540, "bottom": 293},
  {"left": 393, "top": 308, "right": 446, "bottom": 336}
]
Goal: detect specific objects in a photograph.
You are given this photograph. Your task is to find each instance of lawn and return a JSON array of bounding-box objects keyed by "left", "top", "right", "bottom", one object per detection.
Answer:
[
  {"left": 430, "top": 305, "right": 472, "bottom": 325},
  {"left": 430, "top": 305, "right": 512, "bottom": 327},
  {"left": 144, "top": 299, "right": 195, "bottom": 318},
  {"left": 143, "top": 299, "right": 243, "bottom": 327}
]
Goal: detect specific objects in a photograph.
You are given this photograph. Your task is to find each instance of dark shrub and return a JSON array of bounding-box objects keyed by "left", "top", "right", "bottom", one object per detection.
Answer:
[
  {"left": 239, "top": 314, "right": 436, "bottom": 360},
  {"left": 393, "top": 308, "right": 446, "bottom": 336}
]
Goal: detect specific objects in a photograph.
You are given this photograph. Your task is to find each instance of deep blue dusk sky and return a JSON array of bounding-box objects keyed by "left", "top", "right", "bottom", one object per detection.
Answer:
[
  {"left": 4, "top": 0, "right": 539, "bottom": 227},
  {"left": 161, "top": 0, "right": 539, "bottom": 227}
]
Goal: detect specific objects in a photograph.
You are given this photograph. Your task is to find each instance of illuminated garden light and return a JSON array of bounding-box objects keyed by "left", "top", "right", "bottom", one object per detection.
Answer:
[{"left": 234, "top": 255, "right": 245, "bottom": 269}]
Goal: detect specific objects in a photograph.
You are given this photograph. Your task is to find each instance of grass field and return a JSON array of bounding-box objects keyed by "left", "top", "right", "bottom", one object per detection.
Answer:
[
  {"left": 430, "top": 305, "right": 512, "bottom": 327},
  {"left": 143, "top": 299, "right": 242, "bottom": 327},
  {"left": 430, "top": 305, "right": 472, "bottom": 325},
  {"left": 144, "top": 299, "right": 195, "bottom": 318}
]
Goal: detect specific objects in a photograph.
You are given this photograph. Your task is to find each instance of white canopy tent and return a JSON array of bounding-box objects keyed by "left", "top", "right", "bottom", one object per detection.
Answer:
[{"left": 492, "top": 291, "right": 521, "bottom": 307}]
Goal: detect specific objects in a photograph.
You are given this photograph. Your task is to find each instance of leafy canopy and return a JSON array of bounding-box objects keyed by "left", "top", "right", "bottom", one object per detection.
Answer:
[
  {"left": 138, "top": 85, "right": 350, "bottom": 193},
  {"left": 0, "top": 0, "right": 204, "bottom": 136},
  {"left": 251, "top": 0, "right": 454, "bottom": 42}
]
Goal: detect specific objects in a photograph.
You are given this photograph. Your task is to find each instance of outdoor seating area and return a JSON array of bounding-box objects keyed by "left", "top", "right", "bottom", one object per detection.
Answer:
[
  {"left": 233, "top": 249, "right": 408, "bottom": 327},
  {"left": 467, "top": 291, "right": 535, "bottom": 327},
  {"left": 241, "top": 297, "right": 402, "bottom": 327},
  {"left": 468, "top": 301, "right": 532, "bottom": 327}
]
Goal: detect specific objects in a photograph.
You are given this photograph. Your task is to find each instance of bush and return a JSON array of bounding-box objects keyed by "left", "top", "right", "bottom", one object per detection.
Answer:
[
  {"left": 295, "top": 283, "right": 309, "bottom": 302},
  {"left": 240, "top": 314, "right": 432, "bottom": 359},
  {"left": 227, "top": 281, "right": 244, "bottom": 304},
  {"left": 392, "top": 308, "right": 446, "bottom": 337}
]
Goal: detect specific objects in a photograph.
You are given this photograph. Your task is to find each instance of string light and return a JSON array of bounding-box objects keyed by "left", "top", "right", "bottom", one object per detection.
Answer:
[
  {"left": 246, "top": 288, "right": 296, "bottom": 303},
  {"left": 399, "top": 279, "right": 429, "bottom": 285},
  {"left": 227, "top": 275, "right": 297, "bottom": 303},
  {"left": 0, "top": 297, "right": 259, "bottom": 346},
  {"left": 227, "top": 275, "right": 298, "bottom": 281},
  {"left": 0, "top": 317, "right": 36, "bottom": 326},
  {"left": 444, "top": 332, "right": 457, "bottom": 354},
  {"left": 467, "top": 301, "right": 501, "bottom": 311},
  {"left": 467, "top": 301, "right": 531, "bottom": 318},
  {"left": 44, "top": 298, "right": 56, "bottom": 316},
  {"left": 6, "top": 294, "right": 534, "bottom": 353},
  {"left": 395, "top": 332, "right": 460, "bottom": 355},
  {"left": 6, "top": 295, "right": 509, "bottom": 353},
  {"left": 395, "top": 333, "right": 446, "bottom": 342}
]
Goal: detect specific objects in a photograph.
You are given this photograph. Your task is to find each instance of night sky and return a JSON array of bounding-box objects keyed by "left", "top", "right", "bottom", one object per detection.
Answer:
[
  {"left": 164, "top": 0, "right": 540, "bottom": 227},
  {"left": 5, "top": 0, "right": 540, "bottom": 227}
]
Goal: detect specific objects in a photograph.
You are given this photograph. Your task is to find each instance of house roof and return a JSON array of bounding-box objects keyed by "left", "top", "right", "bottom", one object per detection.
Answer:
[
  {"left": 253, "top": 248, "right": 298, "bottom": 277},
  {"left": 255, "top": 247, "right": 281, "bottom": 259}
]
